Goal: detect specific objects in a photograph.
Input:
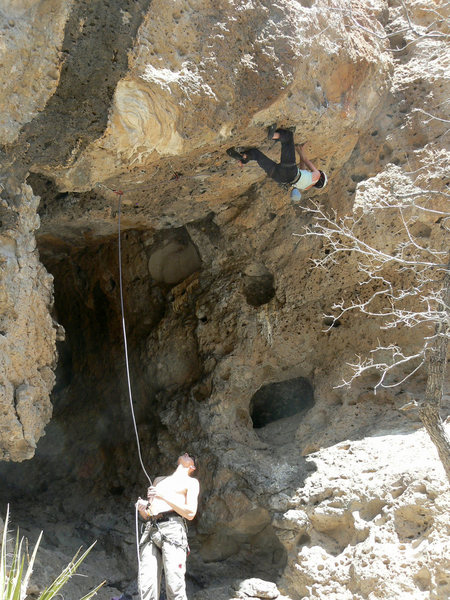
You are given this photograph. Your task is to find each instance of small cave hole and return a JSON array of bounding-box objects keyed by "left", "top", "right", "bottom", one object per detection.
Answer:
[
  {"left": 297, "top": 533, "right": 311, "bottom": 546},
  {"left": 250, "top": 377, "right": 314, "bottom": 429},
  {"left": 55, "top": 192, "right": 69, "bottom": 201},
  {"left": 106, "top": 277, "right": 116, "bottom": 292},
  {"left": 351, "top": 174, "right": 366, "bottom": 183},
  {"left": 242, "top": 263, "right": 275, "bottom": 307},
  {"left": 323, "top": 317, "right": 341, "bottom": 328}
]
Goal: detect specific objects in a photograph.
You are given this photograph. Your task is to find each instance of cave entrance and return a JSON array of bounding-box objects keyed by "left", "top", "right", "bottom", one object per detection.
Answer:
[
  {"left": 0, "top": 221, "right": 204, "bottom": 503},
  {"left": 250, "top": 377, "right": 314, "bottom": 435}
]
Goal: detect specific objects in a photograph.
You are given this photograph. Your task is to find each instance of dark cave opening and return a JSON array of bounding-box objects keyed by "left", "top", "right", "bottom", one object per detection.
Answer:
[
  {"left": 0, "top": 224, "right": 205, "bottom": 504},
  {"left": 250, "top": 377, "right": 314, "bottom": 429},
  {"left": 0, "top": 220, "right": 292, "bottom": 591},
  {"left": 242, "top": 263, "right": 276, "bottom": 307}
]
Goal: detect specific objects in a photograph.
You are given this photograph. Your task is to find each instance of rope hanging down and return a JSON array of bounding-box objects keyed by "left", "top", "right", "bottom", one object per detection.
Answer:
[
  {"left": 116, "top": 191, "right": 151, "bottom": 600},
  {"left": 117, "top": 192, "right": 152, "bottom": 486}
]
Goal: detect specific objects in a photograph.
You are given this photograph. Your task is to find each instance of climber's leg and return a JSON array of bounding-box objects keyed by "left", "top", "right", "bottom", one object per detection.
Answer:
[{"left": 277, "top": 129, "right": 297, "bottom": 167}]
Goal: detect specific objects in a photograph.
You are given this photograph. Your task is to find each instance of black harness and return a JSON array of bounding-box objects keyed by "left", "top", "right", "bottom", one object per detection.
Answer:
[{"left": 142, "top": 512, "right": 190, "bottom": 553}]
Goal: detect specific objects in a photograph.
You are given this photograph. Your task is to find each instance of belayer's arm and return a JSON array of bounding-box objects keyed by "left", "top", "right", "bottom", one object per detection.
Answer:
[{"left": 152, "top": 479, "right": 200, "bottom": 521}]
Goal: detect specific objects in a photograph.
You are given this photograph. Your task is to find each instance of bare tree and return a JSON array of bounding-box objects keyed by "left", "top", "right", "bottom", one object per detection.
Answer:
[
  {"left": 292, "top": 0, "right": 450, "bottom": 480},
  {"left": 295, "top": 169, "right": 450, "bottom": 479}
]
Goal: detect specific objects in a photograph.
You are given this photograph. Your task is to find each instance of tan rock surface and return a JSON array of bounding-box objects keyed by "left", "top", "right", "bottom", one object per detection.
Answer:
[
  {"left": 0, "top": 0, "right": 72, "bottom": 144},
  {"left": 0, "top": 1, "right": 448, "bottom": 599},
  {"left": 0, "top": 180, "right": 56, "bottom": 461},
  {"left": 28, "top": 0, "right": 390, "bottom": 194},
  {"left": 277, "top": 430, "right": 450, "bottom": 599}
]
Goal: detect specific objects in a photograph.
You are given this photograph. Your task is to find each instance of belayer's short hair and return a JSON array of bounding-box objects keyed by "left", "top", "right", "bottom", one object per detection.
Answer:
[{"left": 180, "top": 452, "right": 197, "bottom": 467}]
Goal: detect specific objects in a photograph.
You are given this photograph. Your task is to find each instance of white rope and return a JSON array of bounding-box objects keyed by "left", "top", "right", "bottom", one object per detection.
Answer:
[
  {"left": 117, "top": 195, "right": 152, "bottom": 485},
  {"left": 117, "top": 194, "right": 152, "bottom": 600},
  {"left": 135, "top": 504, "right": 144, "bottom": 600}
]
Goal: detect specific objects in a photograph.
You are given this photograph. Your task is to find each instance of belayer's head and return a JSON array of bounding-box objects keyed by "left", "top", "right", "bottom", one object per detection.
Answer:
[
  {"left": 178, "top": 452, "right": 196, "bottom": 474},
  {"left": 314, "top": 170, "right": 327, "bottom": 189}
]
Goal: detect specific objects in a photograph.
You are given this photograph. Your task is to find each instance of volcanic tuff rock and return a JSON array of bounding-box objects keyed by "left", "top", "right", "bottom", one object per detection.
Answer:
[
  {"left": 1, "top": 0, "right": 393, "bottom": 458},
  {"left": 0, "top": 179, "right": 56, "bottom": 461},
  {"left": 0, "top": 1, "right": 449, "bottom": 599}
]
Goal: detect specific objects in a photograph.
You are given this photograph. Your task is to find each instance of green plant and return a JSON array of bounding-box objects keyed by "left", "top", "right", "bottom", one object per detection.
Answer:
[{"left": 1, "top": 506, "right": 105, "bottom": 600}]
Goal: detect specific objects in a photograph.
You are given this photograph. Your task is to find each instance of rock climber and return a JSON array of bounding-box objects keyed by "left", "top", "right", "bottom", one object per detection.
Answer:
[
  {"left": 227, "top": 125, "right": 327, "bottom": 200},
  {"left": 135, "top": 453, "right": 200, "bottom": 600}
]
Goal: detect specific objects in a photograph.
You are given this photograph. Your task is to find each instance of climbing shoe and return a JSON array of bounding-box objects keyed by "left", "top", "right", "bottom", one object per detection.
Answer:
[{"left": 226, "top": 147, "right": 249, "bottom": 163}]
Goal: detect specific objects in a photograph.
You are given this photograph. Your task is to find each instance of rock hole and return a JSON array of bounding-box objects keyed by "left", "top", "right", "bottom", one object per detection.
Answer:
[
  {"left": 323, "top": 317, "right": 341, "bottom": 328},
  {"left": 351, "top": 174, "right": 366, "bottom": 183},
  {"left": 359, "top": 499, "right": 386, "bottom": 521},
  {"left": 297, "top": 533, "right": 310, "bottom": 546},
  {"left": 242, "top": 263, "right": 275, "bottom": 307},
  {"left": 250, "top": 377, "right": 314, "bottom": 429}
]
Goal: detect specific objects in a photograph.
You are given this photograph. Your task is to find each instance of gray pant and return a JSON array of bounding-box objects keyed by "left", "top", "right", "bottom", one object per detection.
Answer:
[{"left": 139, "top": 517, "right": 188, "bottom": 600}]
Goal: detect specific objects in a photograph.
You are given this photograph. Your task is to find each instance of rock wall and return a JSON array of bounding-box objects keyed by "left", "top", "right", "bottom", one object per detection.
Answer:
[
  {"left": 0, "top": 1, "right": 449, "bottom": 599},
  {"left": 0, "top": 179, "right": 56, "bottom": 461}
]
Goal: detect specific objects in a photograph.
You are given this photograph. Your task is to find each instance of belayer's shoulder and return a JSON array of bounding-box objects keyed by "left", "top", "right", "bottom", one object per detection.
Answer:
[
  {"left": 190, "top": 477, "right": 200, "bottom": 489},
  {"left": 153, "top": 476, "right": 167, "bottom": 485}
]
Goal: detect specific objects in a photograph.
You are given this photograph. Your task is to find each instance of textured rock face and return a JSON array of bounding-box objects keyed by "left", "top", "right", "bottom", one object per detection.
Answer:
[
  {"left": 0, "top": 180, "right": 56, "bottom": 461},
  {"left": 0, "top": 1, "right": 449, "bottom": 600},
  {"left": 277, "top": 431, "right": 450, "bottom": 599},
  {"left": 0, "top": 0, "right": 72, "bottom": 144},
  {"left": 30, "top": 0, "right": 390, "bottom": 192}
]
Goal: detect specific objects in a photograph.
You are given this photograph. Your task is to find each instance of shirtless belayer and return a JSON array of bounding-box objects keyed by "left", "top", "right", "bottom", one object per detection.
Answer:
[{"left": 136, "top": 453, "right": 200, "bottom": 600}]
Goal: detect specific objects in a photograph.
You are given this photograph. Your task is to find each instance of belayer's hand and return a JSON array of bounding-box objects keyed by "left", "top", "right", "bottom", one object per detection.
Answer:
[
  {"left": 136, "top": 497, "right": 148, "bottom": 510},
  {"left": 147, "top": 486, "right": 157, "bottom": 501}
]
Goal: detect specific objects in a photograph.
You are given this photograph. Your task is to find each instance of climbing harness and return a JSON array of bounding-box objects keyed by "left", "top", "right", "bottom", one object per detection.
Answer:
[{"left": 143, "top": 516, "right": 190, "bottom": 554}]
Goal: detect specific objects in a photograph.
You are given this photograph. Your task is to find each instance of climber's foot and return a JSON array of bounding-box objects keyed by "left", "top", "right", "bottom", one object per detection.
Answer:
[
  {"left": 238, "top": 153, "right": 249, "bottom": 167},
  {"left": 226, "top": 147, "right": 249, "bottom": 163}
]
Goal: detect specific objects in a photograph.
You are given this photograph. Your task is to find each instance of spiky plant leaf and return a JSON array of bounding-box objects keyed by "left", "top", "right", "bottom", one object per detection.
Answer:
[
  {"left": 1, "top": 509, "right": 103, "bottom": 600},
  {"left": 37, "top": 542, "right": 103, "bottom": 600}
]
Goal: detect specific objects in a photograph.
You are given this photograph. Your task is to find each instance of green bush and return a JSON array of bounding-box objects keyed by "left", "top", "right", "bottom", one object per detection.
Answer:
[{"left": 1, "top": 506, "right": 104, "bottom": 600}]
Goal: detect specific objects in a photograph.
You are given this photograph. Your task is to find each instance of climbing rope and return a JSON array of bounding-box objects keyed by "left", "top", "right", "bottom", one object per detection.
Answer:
[
  {"left": 115, "top": 189, "right": 152, "bottom": 600},
  {"left": 117, "top": 191, "right": 152, "bottom": 486},
  {"left": 135, "top": 504, "right": 143, "bottom": 600},
  {"left": 102, "top": 180, "right": 192, "bottom": 599}
]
